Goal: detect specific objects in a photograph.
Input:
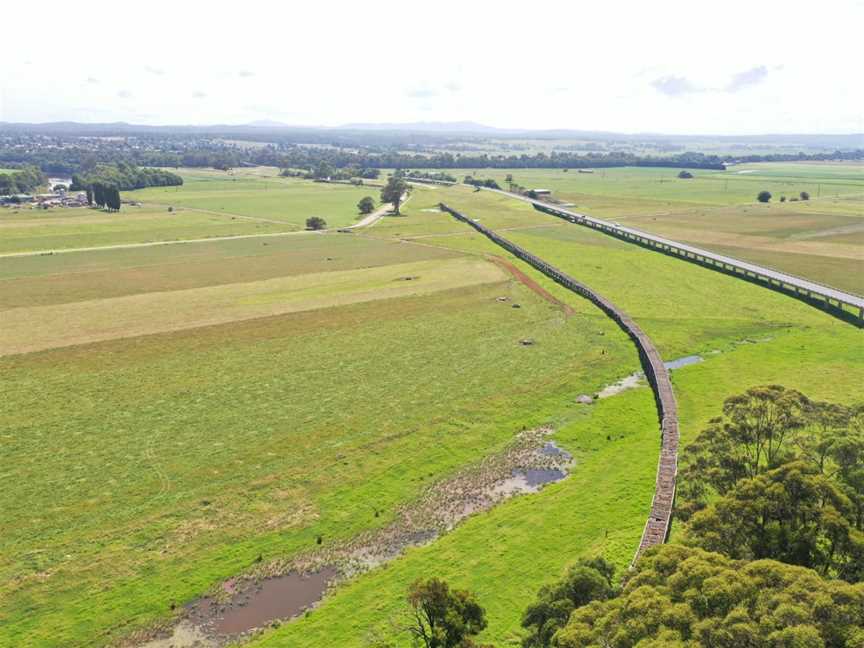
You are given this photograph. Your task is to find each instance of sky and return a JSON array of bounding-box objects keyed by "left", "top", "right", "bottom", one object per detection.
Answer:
[{"left": 1, "top": 0, "right": 862, "bottom": 134}]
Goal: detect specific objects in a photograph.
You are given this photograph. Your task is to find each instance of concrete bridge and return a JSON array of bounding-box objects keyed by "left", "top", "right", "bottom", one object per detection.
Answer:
[
  {"left": 486, "top": 187, "right": 864, "bottom": 327},
  {"left": 405, "top": 178, "right": 863, "bottom": 326}
]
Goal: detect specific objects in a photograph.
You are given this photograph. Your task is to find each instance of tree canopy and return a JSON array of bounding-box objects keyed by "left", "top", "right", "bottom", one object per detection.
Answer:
[
  {"left": 757, "top": 190, "right": 772, "bottom": 202},
  {"left": 381, "top": 176, "right": 408, "bottom": 215},
  {"left": 0, "top": 165, "right": 46, "bottom": 195},
  {"left": 521, "top": 557, "right": 616, "bottom": 647},
  {"left": 406, "top": 578, "right": 488, "bottom": 648},
  {"left": 305, "top": 216, "right": 327, "bottom": 230},
  {"left": 554, "top": 545, "right": 864, "bottom": 648},
  {"left": 70, "top": 162, "right": 182, "bottom": 192},
  {"left": 357, "top": 196, "right": 376, "bottom": 214}
]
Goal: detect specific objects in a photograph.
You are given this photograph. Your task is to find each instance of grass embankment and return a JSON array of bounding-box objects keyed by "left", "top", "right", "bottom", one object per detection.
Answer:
[
  {"left": 0, "top": 229, "right": 639, "bottom": 646},
  {"left": 245, "top": 185, "right": 863, "bottom": 647}
]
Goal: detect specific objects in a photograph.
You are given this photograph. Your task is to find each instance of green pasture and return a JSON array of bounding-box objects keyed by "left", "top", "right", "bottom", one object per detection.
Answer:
[
  {"left": 0, "top": 206, "right": 297, "bottom": 254},
  {"left": 0, "top": 232, "right": 459, "bottom": 308},
  {"left": 1, "top": 168, "right": 861, "bottom": 648},
  {"left": 131, "top": 170, "right": 376, "bottom": 229},
  {"left": 427, "top": 165, "right": 863, "bottom": 293},
  {"left": 0, "top": 234, "right": 640, "bottom": 646},
  {"left": 248, "top": 186, "right": 863, "bottom": 647}
]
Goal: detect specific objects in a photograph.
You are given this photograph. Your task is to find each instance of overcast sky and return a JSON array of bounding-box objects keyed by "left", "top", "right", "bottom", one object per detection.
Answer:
[{"left": 1, "top": 0, "right": 862, "bottom": 134}]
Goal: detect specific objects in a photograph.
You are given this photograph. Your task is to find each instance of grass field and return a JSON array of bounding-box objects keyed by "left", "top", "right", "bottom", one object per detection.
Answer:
[
  {"left": 243, "top": 183, "right": 863, "bottom": 647},
  {"left": 0, "top": 167, "right": 379, "bottom": 254},
  {"left": 131, "top": 168, "right": 376, "bottom": 229},
  {"left": 1, "top": 225, "right": 641, "bottom": 646},
  {"left": 1, "top": 166, "right": 861, "bottom": 648},
  {"left": 450, "top": 164, "right": 864, "bottom": 293}
]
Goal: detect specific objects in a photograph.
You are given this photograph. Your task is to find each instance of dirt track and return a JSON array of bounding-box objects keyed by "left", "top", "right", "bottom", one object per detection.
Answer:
[{"left": 488, "top": 255, "right": 575, "bottom": 315}]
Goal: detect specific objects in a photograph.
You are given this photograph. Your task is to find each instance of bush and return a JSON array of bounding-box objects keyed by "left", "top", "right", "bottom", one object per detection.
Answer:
[
  {"left": 306, "top": 216, "right": 327, "bottom": 230},
  {"left": 800, "top": 191, "right": 810, "bottom": 200},
  {"left": 357, "top": 196, "right": 376, "bottom": 214},
  {"left": 677, "top": 170, "right": 694, "bottom": 179},
  {"left": 757, "top": 190, "right": 772, "bottom": 202}
]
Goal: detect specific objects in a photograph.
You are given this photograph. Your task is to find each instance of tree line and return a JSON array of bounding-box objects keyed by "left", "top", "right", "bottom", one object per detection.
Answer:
[
  {"left": 5, "top": 138, "right": 862, "bottom": 177},
  {"left": 0, "top": 165, "right": 47, "bottom": 195},
  {"left": 376, "top": 385, "right": 863, "bottom": 647},
  {"left": 70, "top": 162, "right": 182, "bottom": 192}
]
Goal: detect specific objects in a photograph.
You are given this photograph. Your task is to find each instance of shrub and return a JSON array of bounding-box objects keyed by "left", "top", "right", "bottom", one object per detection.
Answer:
[
  {"left": 306, "top": 216, "right": 327, "bottom": 230},
  {"left": 757, "top": 190, "right": 772, "bottom": 203}
]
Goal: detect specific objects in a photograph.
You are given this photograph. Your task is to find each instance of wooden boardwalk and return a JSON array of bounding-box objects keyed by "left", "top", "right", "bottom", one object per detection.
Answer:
[{"left": 440, "top": 202, "right": 680, "bottom": 561}]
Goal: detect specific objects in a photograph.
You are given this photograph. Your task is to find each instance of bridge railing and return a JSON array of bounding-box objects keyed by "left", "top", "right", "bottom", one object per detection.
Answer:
[{"left": 439, "top": 202, "right": 680, "bottom": 561}]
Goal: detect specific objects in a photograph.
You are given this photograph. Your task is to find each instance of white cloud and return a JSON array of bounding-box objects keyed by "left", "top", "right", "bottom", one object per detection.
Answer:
[
  {"left": 725, "top": 66, "right": 769, "bottom": 92},
  {"left": 0, "top": 0, "right": 861, "bottom": 133},
  {"left": 651, "top": 76, "right": 702, "bottom": 97}
]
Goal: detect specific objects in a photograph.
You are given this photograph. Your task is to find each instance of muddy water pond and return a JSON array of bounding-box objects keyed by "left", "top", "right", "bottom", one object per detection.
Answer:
[
  {"left": 186, "top": 567, "right": 338, "bottom": 637},
  {"left": 597, "top": 355, "right": 704, "bottom": 398},
  {"left": 664, "top": 354, "right": 703, "bottom": 370}
]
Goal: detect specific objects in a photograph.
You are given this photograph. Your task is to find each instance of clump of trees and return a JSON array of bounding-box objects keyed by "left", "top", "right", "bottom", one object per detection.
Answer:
[
  {"left": 553, "top": 544, "right": 864, "bottom": 648},
  {"left": 0, "top": 165, "right": 47, "bottom": 195},
  {"left": 516, "top": 385, "right": 863, "bottom": 647},
  {"left": 757, "top": 190, "right": 772, "bottom": 202},
  {"left": 71, "top": 162, "right": 182, "bottom": 191},
  {"left": 88, "top": 183, "right": 121, "bottom": 212},
  {"left": 305, "top": 216, "right": 327, "bottom": 230},
  {"left": 463, "top": 177, "right": 501, "bottom": 190},
  {"left": 357, "top": 196, "right": 376, "bottom": 214},
  {"left": 521, "top": 557, "right": 616, "bottom": 647},
  {"left": 402, "top": 170, "right": 457, "bottom": 183},
  {"left": 404, "top": 578, "right": 489, "bottom": 648},
  {"left": 677, "top": 385, "right": 864, "bottom": 582},
  {"left": 381, "top": 176, "right": 409, "bottom": 215}
]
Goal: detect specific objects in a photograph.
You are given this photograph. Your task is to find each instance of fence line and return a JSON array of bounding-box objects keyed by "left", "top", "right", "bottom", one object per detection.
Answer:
[{"left": 439, "top": 202, "right": 679, "bottom": 561}]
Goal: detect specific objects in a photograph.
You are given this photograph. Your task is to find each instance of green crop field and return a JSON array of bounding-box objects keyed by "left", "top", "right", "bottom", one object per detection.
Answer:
[
  {"left": 1, "top": 166, "right": 861, "bottom": 648},
  {"left": 450, "top": 164, "right": 864, "bottom": 293}
]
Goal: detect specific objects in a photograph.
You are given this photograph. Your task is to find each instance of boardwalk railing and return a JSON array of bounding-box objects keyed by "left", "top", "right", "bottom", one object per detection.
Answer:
[
  {"left": 476, "top": 186, "right": 863, "bottom": 327},
  {"left": 439, "top": 203, "right": 679, "bottom": 561}
]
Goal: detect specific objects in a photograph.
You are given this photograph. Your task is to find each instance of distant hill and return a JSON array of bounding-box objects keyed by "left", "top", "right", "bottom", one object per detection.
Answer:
[{"left": 0, "top": 121, "right": 861, "bottom": 150}]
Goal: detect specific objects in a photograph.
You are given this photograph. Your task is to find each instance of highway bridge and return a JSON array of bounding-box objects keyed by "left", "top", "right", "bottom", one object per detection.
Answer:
[
  {"left": 487, "top": 187, "right": 864, "bottom": 327},
  {"left": 406, "top": 178, "right": 863, "bottom": 326}
]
